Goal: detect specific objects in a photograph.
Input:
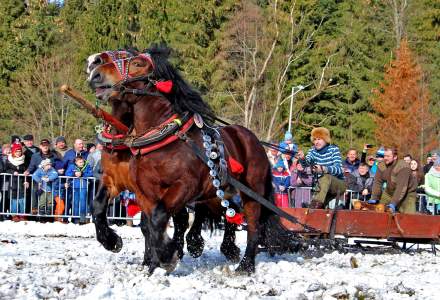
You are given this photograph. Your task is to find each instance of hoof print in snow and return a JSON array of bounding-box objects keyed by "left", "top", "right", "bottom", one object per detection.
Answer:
[
  {"left": 307, "top": 282, "right": 325, "bottom": 292},
  {"left": 394, "top": 282, "right": 415, "bottom": 296}
]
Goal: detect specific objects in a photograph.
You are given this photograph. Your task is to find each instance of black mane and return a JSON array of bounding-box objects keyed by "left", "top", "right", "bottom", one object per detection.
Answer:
[{"left": 140, "top": 44, "right": 216, "bottom": 124}]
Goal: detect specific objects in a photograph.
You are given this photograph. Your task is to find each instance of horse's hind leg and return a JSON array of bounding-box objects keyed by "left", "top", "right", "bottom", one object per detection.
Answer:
[
  {"left": 93, "top": 183, "right": 122, "bottom": 252},
  {"left": 186, "top": 205, "right": 206, "bottom": 258},
  {"left": 172, "top": 208, "right": 189, "bottom": 259},
  {"left": 220, "top": 221, "right": 240, "bottom": 262}
]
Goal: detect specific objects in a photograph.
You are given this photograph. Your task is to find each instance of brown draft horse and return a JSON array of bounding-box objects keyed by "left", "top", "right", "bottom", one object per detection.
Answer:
[
  {"left": 88, "top": 45, "right": 298, "bottom": 273},
  {"left": 87, "top": 51, "right": 241, "bottom": 264},
  {"left": 86, "top": 51, "right": 189, "bottom": 265}
]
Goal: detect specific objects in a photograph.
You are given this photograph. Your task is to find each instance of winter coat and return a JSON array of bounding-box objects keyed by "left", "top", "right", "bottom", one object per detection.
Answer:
[
  {"left": 351, "top": 170, "right": 374, "bottom": 193},
  {"left": 290, "top": 164, "right": 313, "bottom": 188},
  {"left": 32, "top": 167, "right": 59, "bottom": 194},
  {"left": 27, "top": 150, "right": 62, "bottom": 174},
  {"left": 424, "top": 168, "right": 440, "bottom": 205},
  {"left": 4, "top": 156, "right": 29, "bottom": 198},
  {"left": 62, "top": 149, "right": 88, "bottom": 170},
  {"left": 272, "top": 170, "right": 291, "bottom": 194},
  {"left": 343, "top": 158, "right": 360, "bottom": 174},
  {"left": 65, "top": 162, "right": 93, "bottom": 189}
]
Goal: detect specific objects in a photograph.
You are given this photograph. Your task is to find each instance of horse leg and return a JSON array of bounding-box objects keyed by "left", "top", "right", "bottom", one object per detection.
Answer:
[
  {"left": 172, "top": 208, "right": 189, "bottom": 259},
  {"left": 146, "top": 202, "right": 178, "bottom": 274},
  {"left": 93, "top": 183, "right": 122, "bottom": 252},
  {"left": 235, "top": 199, "right": 261, "bottom": 274},
  {"left": 140, "top": 212, "right": 160, "bottom": 270},
  {"left": 220, "top": 221, "right": 240, "bottom": 263},
  {"left": 186, "top": 204, "right": 206, "bottom": 258}
]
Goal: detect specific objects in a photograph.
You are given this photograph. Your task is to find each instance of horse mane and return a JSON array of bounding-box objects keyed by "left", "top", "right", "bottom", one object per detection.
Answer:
[{"left": 140, "top": 44, "right": 216, "bottom": 124}]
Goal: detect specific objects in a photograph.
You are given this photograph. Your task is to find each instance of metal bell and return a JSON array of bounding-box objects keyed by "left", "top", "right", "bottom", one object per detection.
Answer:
[
  {"left": 202, "top": 135, "right": 211, "bottom": 142},
  {"left": 203, "top": 142, "right": 211, "bottom": 149},
  {"left": 209, "top": 169, "right": 217, "bottom": 177},
  {"left": 226, "top": 208, "right": 236, "bottom": 218},
  {"left": 209, "top": 152, "right": 218, "bottom": 160},
  {"left": 220, "top": 199, "right": 229, "bottom": 207},
  {"left": 207, "top": 160, "right": 215, "bottom": 168},
  {"left": 216, "top": 190, "right": 225, "bottom": 198},
  {"left": 212, "top": 179, "right": 220, "bottom": 188}
]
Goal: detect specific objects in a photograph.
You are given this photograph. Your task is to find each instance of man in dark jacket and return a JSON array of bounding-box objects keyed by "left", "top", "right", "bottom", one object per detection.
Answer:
[
  {"left": 25, "top": 139, "right": 62, "bottom": 175},
  {"left": 22, "top": 134, "right": 40, "bottom": 167},
  {"left": 370, "top": 148, "right": 417, "bottom": 214},
  {"left": 62, "top": 139, "right": 88, "bottom": 170}
]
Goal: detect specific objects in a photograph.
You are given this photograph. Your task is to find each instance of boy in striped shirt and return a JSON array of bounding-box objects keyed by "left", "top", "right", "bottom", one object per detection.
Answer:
[{"left": 297, "top": 127, "right": 346, "bottom": 209}]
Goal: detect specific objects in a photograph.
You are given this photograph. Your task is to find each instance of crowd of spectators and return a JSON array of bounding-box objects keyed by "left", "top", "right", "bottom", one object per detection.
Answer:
[
  {"left": 269, "top": 130, "right": 440, "bottom": 215},
  {"left": 0, "top": 134, "right": 103, "bottom": 224}
]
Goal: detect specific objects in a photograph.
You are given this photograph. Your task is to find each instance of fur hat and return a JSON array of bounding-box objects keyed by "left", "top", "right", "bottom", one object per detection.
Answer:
[
  {"left": 310, "top": 127, "right": 331, "bottom": 143},
  {"left": 11, "top": 143, "right": 22, "bottom": 155}
]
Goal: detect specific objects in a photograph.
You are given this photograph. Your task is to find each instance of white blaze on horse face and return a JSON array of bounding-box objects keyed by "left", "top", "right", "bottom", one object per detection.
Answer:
[{"left": 86, "top": 53, "right": 101, "bottom": 75}]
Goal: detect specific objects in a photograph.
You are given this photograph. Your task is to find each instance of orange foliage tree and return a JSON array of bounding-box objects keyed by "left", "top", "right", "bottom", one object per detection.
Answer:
[{"left": 371, "top": 39, "right": 436, "bottom": 160}]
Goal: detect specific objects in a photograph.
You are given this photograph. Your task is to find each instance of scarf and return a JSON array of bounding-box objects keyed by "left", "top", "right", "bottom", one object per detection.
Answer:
[{"left": 7, "top": 154, "right": 25, "bottom": 167}]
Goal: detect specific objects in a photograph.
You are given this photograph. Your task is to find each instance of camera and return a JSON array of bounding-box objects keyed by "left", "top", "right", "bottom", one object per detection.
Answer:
[{"left": 365, "top": 144, "right": 374, "bottom": 149}]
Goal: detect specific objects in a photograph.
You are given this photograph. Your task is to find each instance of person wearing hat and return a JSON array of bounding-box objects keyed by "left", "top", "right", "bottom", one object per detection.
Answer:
[
  {"left": 25, "top": 139, "right": 62, "bottom": 175},
  {"left": 424, "top": 158, "right": 440, "bottom": 214},
  {"left": 297, "top": 127, "right": 346, "bottom": 209},
  {"left": 55, "top": 136, "right": 70, "bottom": 158},
  {"left": 10, "top": 135, "right": 21, "bottom": 145},
  {"left": 32, "top": 158, "right": 59, "bottom": 216},
  {"left": 281, "top": 131, "right": 298, "bottom": 154},
  {"left": 4, "top": 143, "right": 30, "bottom": 219},
  {"left": 272, "top": 159, "right": 291, "bottom": 207},
  {"left": 22, "top": 134, "right": 40, "bottom": 167},
  {"left": 424, "top": 152, "right": 438, "bottom": 175},
  {"left": 370, "top": 148, "right": 418, "bottom": 214}
]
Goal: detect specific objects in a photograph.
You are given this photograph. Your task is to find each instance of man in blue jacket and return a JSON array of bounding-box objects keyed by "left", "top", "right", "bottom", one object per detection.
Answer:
[
  {"left": 62, "top": 139, "right": 88, "bottom": 170},
  {"left": 297, "top": 127, "right": 346, "bottom": 209}
]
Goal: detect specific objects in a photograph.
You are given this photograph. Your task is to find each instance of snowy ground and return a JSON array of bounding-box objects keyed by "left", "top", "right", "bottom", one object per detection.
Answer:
[{"left": 1, "top": 221, "right": 439, "bottom": 300}]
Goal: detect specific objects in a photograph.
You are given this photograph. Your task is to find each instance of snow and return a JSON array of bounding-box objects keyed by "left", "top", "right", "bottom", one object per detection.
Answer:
[{"left": 1, "top": 220, "right": 439, "bottom": 299}]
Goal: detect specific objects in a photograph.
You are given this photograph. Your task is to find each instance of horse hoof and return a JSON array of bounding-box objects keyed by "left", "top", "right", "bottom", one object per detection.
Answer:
[
  {"left": 235, "top": 259, "right": 255, "bottom": 274},
  {"left": 161, "top": 251, "right": 179, "bottom": 274},
  {"left": 221, "top": 243, "right": 241, "bottom": 263},
  {"left": 111, "top": 236, "right": 123, "bottom": 253},
  {"left": 186, "top": 235, "right": 204, "bottom": 258}
]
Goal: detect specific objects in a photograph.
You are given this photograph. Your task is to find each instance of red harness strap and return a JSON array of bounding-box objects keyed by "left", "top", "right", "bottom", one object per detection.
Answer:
[{"left": 130, "top": 116, "right": 194, "bottom": 155}]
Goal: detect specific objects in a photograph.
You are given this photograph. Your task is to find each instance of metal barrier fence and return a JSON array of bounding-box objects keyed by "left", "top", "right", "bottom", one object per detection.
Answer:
[
  {"left": 0, "top": 173, "right": 132, "bottom": 222},
  {"left": 0, "top": 173, "right": 437, "bottom": 222}
]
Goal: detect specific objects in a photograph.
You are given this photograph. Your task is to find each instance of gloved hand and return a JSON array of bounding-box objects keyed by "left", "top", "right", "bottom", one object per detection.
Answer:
[
  {"left": 367, "top": 199, "right": 378, "bottom": 204},
  {"left": 387, "top": 203, "right": 397, "bottom": 213}
]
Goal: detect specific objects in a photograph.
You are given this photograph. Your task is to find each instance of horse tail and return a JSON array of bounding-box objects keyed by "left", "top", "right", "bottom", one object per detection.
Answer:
[{"left": 259, "top": 166, "right": 301, "bottom": 254}]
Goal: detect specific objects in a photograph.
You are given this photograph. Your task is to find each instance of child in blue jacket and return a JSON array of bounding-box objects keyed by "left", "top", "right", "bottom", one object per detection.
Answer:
[
  {"left": 272, "top": 159, "right": 291, "bottom": 207},
  {"left": 32, "top": 159, "right": 59, "bottom": 215},
  {"left": 66, "top": 156, "right": 93, "bottom": 223}
]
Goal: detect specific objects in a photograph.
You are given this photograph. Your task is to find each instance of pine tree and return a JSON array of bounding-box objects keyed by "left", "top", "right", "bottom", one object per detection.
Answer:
[{"left": 371, "top": 39, "right": 436, "bottom": 160}]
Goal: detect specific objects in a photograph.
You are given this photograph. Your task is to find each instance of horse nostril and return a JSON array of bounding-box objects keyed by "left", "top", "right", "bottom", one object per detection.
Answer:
[{"left": 92, "top": 72, "right": 102, "bottom": 83}]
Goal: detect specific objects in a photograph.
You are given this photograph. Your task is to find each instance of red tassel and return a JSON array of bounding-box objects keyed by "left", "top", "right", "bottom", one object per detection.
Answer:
[
  {"left": 127, "top": 203, "right": 141, "bottom": 217},
  {"left": 155, "top": 80, "right": 173, "bottom": 93},
  {"left": 225, "top": 212, "right": 244, "bottom": 225},
  {"left": 228, "top": 157, "right": 244, "bottom": 174}
]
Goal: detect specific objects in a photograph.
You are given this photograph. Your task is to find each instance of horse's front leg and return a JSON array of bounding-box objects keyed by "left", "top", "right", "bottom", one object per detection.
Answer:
[
  {"left": 172, "top": 208, "right": 189, "bottom": 259},
  {"left": 235, "top": 199, "right": 261, "bottom": 274},
  {"left": 186, "top": 204, "right": 206, "bottom": 258},
  {"left": 93, "top": 183, "right": 123, "bottom": 252},
  {"left": 221, "top": 221, "right": 240, "bottom": 263}
]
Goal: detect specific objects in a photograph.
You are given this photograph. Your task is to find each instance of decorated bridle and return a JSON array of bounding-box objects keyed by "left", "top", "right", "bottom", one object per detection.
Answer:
[{"left": 103, "top": 51, "right": 173, "bottom": 97}]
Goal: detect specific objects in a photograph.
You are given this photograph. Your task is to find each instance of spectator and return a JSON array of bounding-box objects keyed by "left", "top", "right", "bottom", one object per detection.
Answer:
[
  {"left": 4, "top": 143, "right": 29, "bottom": 220},
  {"left": 424, "top": 158, "right": 440, "bottom": 215},
  {"left": 297, "top": 127, "right": 346, "bottom": 209},
  {"left": 424, "top": 152, "right": 437, "bottom": 175},
  {"left": 280, "top": 144, "right": 294, "bottom": 175},
  {"left": 32, "top": 159, "right": 59, "bottom": 216},
  {"left": 370, "top": 146, "right": 385, "bottom": 176},
  {"left": 350, "top": 163, "right": 374, "bottom": 201},
  {"left": 86, "top": 143, "right": 96, "bottom": 154},
  {"left": 280, "top": 131, "right": 298, "bottom": 154},
  {"left": 63, "top": 139, "right": 88, "bottom": 170},
  {"left": 289, "top": 157, "right": 313, "bottom": 207},
  {"left": 10, "top": 135, "right": 21, "bottom": 145},
  {"left": 25, "top": 139, "right": 62, "bottom": 175},
  {"left": 266, "top": 146, "right": 280, "bottom": 167},
  {"left": 65, "top": 156, "right": 93, "bottom": 224},
  {"left": 87, "top": 142, "right": 103, "bottom": 180},
  {"left": 55, "top": 136, "right": 70, "bottom": 158},
  {"left": 403, "top": 154, "right": 412, "bottom": 165},
  {"left": 343, "top": 148, "right": 360, "bottom": 173},
  {"left": 370, "top": 148, "right": 417, "bottom": 214},
  {"left": 272, "top": 159, "right": 290, "bottom": 207},
  {"left": 22, "top": 134, "right": 40, "bottom": 167},
  {"left": 409, "top": 159, "right": 424, "bottom": 186},
  {"left": 2, "top": 144, "right": 11, "bottom": 164},
  {"left": 1, "top": 144, "right": 11, "bottom": 218}
]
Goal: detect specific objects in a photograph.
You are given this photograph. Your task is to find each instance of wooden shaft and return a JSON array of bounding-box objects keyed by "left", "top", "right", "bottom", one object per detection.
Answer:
[{"left": 59, "top": 85, "right": 129, "bottom": 133}]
